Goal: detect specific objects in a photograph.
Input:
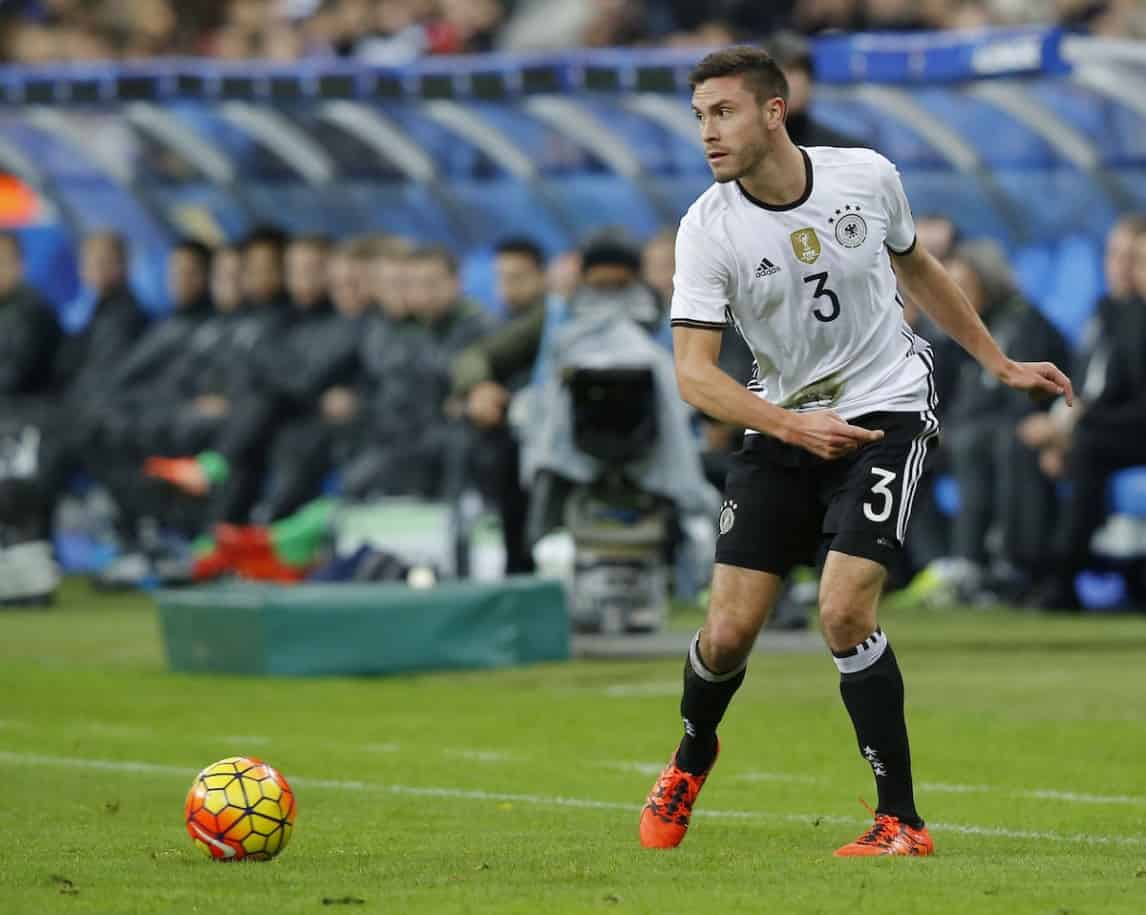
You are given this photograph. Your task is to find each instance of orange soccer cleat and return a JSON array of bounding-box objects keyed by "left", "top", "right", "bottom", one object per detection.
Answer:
[
  {"left": 639, "top": 741, "right": 718, "bottom": 849},
  {"left": 834, "top": 806, "right": 934, "bottom": 857}
]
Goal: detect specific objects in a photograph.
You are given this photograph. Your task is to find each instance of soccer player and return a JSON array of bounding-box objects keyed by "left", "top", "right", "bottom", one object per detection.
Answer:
[{"left": 639, "top": 46, "right": 1073, "bottom": 857}]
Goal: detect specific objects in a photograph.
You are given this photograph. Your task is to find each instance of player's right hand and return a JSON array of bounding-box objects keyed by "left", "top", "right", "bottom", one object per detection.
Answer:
[{"left": 782, "top": 411, "right": 884, "bottom": 460}]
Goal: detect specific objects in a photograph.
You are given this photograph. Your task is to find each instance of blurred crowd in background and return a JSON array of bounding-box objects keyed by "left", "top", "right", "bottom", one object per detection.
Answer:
[
  {"left": 2, "top": 0, "right": 1143, "bottom": 66},
  {"left": 3, "top": 205, "right": 1146, "bottom": 612}
]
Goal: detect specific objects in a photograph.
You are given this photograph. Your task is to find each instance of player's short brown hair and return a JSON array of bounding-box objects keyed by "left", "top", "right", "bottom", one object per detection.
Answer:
[{"left": 688, "top": 45, "right": 789, "bottom": 107}]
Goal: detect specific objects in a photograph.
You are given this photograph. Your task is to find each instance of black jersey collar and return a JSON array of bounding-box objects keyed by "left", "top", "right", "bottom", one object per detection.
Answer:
[{"left": 736, "top": 147, "right": 813, "bottom": 212}]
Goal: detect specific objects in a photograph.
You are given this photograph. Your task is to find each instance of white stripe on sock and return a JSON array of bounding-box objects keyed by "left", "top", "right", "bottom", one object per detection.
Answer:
[
  {"left": 832, "top": 628, "right": 888, "bottom": 674},
  {"left": 688, "top": 632, "right": 747, "bottom": 683}
]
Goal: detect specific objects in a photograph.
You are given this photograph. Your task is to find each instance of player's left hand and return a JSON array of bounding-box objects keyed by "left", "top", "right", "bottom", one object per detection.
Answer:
[{"left": 998, "top": 360, "right": 1073, "bottom": 406}]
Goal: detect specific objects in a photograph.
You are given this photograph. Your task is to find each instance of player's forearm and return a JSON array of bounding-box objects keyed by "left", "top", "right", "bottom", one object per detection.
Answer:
[
  {"left": 899, "top": 250, "right": 1009, "bottom": 378},
  {"left": 676, "top": 361, "right": 794, "bottom": 441}
]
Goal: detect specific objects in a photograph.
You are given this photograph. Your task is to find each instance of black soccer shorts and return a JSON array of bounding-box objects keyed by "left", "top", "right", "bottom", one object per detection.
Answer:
[{"left": 715, "top": 411, "right": 940, "bottom": 575}]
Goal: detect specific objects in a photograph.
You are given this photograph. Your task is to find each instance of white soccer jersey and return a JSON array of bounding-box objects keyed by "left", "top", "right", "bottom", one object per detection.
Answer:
[{"left": 671, "top": 146, "right": 934, "bottom": 422}]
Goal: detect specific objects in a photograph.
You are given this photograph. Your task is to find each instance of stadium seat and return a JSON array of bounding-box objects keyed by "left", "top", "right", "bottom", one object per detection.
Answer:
[
  {"left": 381, "top": 103, "right": 496, "bottom": 179},
  {"left": 910, "top": 89, "right": 1056, "bottom": 168},
  {"left": 1109, "top": 467, "right": 1146, "bottom": 518},
  {"left": 992, "top": 170, "right": 1118, "bottom": 243},
  {"left": 19, "top": 226, "right": 79, "bottom": 309},
  {"left": 933, "top": 474, "right": 961, "bottom": 518},
  {"left": 542, "top": 175, "right": 662, "bottom": 241},
  {"left": 1040, "top": 234, "right": 1102, "bottom": 345},
  {"left": 577, "top": 98, "right": 703, "bottom": 176},
  {"left": 449, "top": 179, "right": 572, "bottom": 253},
  {"left": 899, "top": 171, "right": 1010, "bottom": 243},
  {"left": 1023, "top": 79, "right": 1146, "bottom": 167},
  {"left": 1013, "top": 244, "right": 1055, "bottom": 306},
  {"left": 813, "top": 96, "right": 948, "bottom": 168},
  {"left": 460, "top": 249, "right": 501, "bottom": 316}
]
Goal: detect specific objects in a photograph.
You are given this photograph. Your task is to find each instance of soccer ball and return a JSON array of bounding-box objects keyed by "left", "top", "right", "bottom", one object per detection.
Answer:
[{"left": 184, "top": 756, "right": 296, "bottom": 861}]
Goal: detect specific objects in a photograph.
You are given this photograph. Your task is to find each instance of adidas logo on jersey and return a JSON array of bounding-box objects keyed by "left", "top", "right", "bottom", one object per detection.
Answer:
[{"left": 754, "top": 257, "right": 780, "bottom": 278}]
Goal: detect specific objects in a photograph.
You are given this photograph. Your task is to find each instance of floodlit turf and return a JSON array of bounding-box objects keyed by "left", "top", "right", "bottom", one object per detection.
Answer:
[{"left": 2, "top": 582, "right": 1145, "bottom": 914}]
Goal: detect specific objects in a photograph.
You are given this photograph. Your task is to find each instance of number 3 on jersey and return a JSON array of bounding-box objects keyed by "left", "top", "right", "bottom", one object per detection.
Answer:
[
  {"left": 863, "top": 467, "right": 897, "bottom": 522},
  {"left": 803, "top": 272, "right": 841, "bottom": 323}
]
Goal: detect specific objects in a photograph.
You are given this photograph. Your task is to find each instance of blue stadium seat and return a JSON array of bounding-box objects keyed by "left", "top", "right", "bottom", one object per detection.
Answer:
[
  {"left": 577, "top": 98, "right": 705, "bottom": 177},
  {"left": 241, "top": 183, "right": 461, "bottom": 244},
  {"left": 647, "top": 173, "right": 714, "bottom": 224},
  {"left": 991, "top": 170, "right": 1118, "bottom": 243},
  {"left": 811, "top": 96, "right": 949, "bottom": 168},
  {"left": 460, "top": 249, "right": 500, "bottom": 315},
  {"left": 1040, "top": 234, "right": 1101, "bottom": 345},
  {"left": 933, "top": 474, "right": 960, "bottom": 517},
  {"left": 449, "top": 179, "right": 572, "bottom": 253},
  {"left": 910, "top": 89, "right": 1057, "bottom": 168},
  {"left": 167, "top": 103, "right": 296, "bottom": 180},
  {"left": 383, "top": 104, "right": 499, "bottom": 179},
  {"left": 152, "top": 186, "right": 252, "bottom": 244},
  {"left": 1013, "top": 244, "right": 1054, "bottom": 305},
  {"left": 1022, "top": 79, "right": 1146, "bottom": 167},
  {"left": 19, "top": 226, "right": 79, "bottom": 309},
  {"left": 899, "top": 171, "right": 1011, "bottom": 243},
  {"left": 1075, "top": 571, "right": 1127, "bottom": 611},
  {"left": 541, "top": 175, "right": 662, "bottom": 242},
  {"left": 461, "top": 101, "right": 606, "bottom": 176},
  {"left": 1109, "top": 467, "right": 1146, "bottom": 517}
]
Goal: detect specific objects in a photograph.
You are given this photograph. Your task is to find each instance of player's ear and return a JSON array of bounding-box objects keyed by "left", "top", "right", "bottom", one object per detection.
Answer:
[{"left": 764, "top": 96, "right": 787, "bottom": 131}]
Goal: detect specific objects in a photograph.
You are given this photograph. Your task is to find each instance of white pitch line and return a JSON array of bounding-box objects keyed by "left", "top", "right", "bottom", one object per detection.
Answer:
[
  {"left": 6, "top": 711, "right": 1141, "bottom": 808},
  {"left": 727, "top": 770, "right": 1146, "bottom": 807},
  {"left": 601, "top": 682, "right": 682, "bottom": 698},
  {"left": 361, "top": 742, "right": 401, "bottom": 754},
  {"left": 442, "top": 749, "right": 521, "bottom": 764},
  {"left": 597, "top": 761, "right": 667, "bottom": 776},
  {"left": 0, "top": 750, "right": 1142, "bottom": 848}
]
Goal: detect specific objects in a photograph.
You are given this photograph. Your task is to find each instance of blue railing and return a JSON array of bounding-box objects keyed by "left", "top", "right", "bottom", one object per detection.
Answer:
[{"left": 0, "top": 26, "right": 1097, "bottom": 105}]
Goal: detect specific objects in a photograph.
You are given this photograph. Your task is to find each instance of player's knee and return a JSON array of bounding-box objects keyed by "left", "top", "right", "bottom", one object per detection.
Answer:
[
  {"left": 818, "top": 599, "right": 873, "bottom": 647},
  {"left": 701, "top": 615, "right": 757, "bottom": 671}
]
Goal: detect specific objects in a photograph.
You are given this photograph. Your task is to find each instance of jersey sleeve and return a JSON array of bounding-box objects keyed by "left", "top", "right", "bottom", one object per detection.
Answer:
[
  {"left": 880, "top": 156, "right": 917, "bottom": 256},
  {"left": 670, "top": 219, "right": 731, "bottom": 329}
]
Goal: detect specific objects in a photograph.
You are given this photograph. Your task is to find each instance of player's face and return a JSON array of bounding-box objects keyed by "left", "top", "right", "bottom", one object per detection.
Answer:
[{"left": 691, "top": 76, "right": 782, "bottom": 183}]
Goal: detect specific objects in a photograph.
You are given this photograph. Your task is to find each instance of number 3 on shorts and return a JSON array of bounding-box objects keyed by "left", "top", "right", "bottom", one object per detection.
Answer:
[{"left": 863, "top": 467, "right": 898, "bottom": 523}]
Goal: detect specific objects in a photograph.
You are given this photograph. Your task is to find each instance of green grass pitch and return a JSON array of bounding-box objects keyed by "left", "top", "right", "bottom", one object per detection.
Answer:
[{"left": 2, "top": 582, "right": 1145, "bottom": 914}]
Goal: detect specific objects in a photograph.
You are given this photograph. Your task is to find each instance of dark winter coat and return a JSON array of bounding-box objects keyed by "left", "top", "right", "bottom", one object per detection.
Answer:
[{"left": 0, "top": 283, "right": 60, "bottom": 396}]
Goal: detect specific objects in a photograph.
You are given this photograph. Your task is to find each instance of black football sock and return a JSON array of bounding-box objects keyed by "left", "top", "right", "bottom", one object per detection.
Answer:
[
  {"left": 676, "top": 632, "right": 746, "bottom": 775},
  {"left": 834, "top": 629, "right": 923, "bottom": 828}
]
